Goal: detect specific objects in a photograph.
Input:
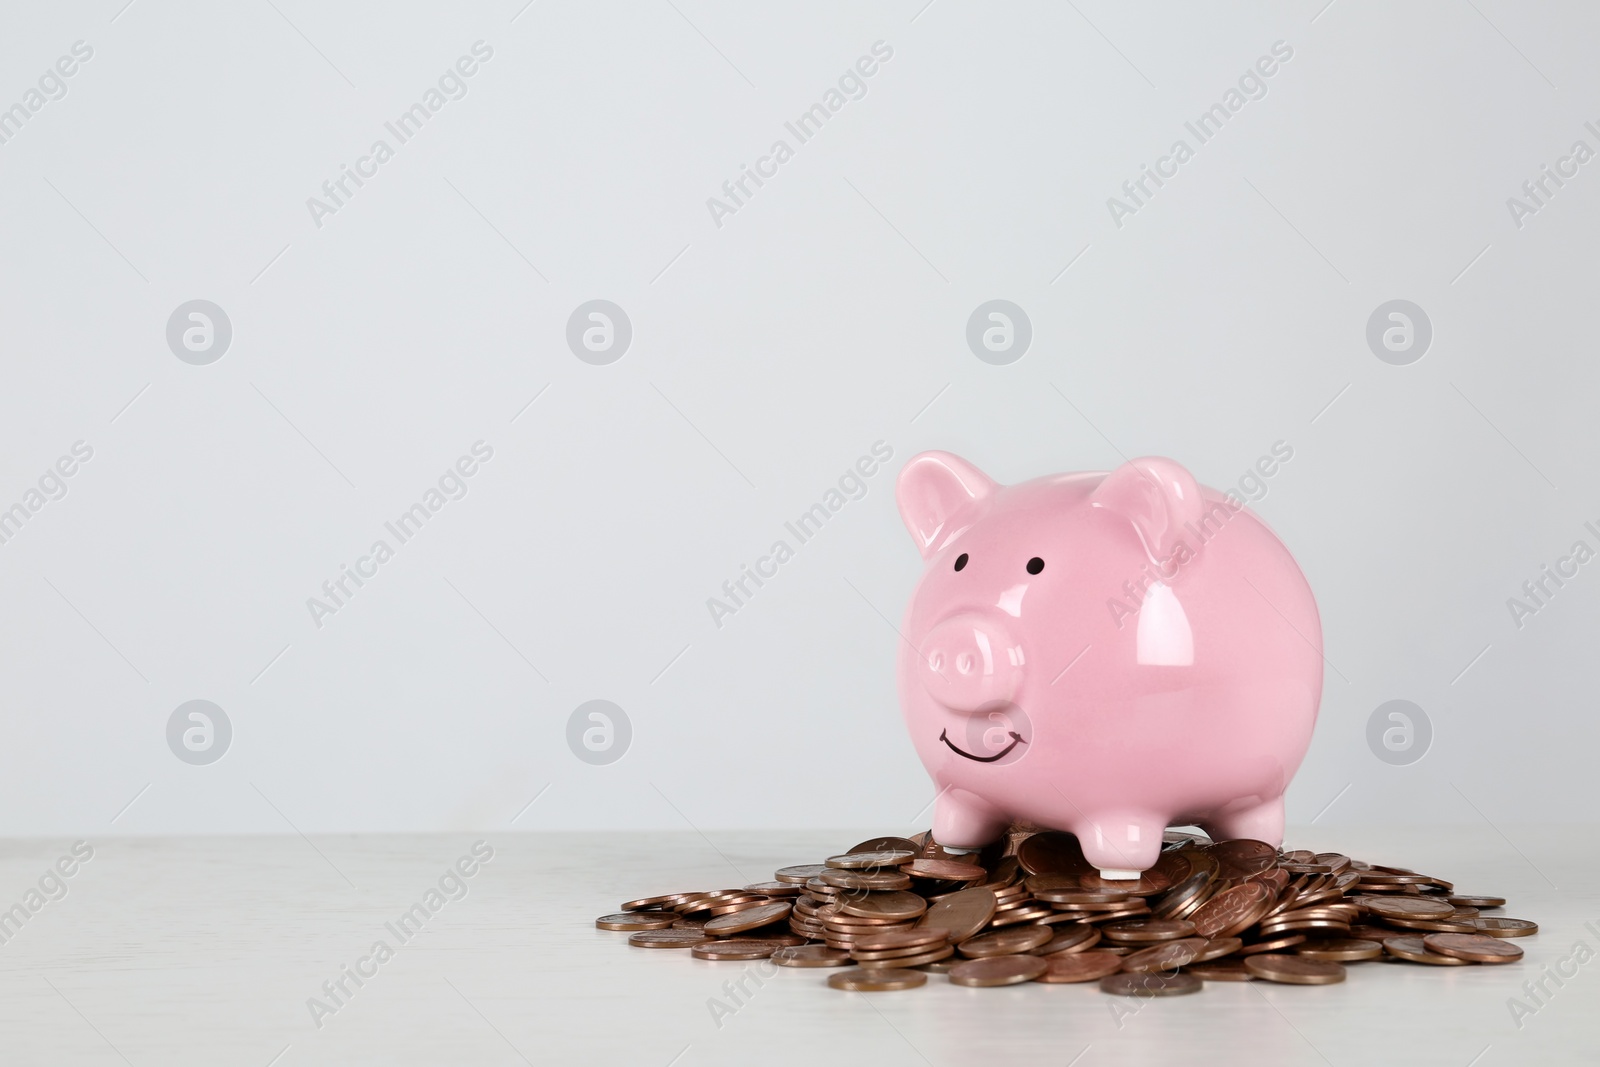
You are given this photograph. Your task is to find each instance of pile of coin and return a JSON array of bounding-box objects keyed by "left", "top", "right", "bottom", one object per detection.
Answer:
[{"left": 596, "top": 828, "right": 1537, "bottom": 995}]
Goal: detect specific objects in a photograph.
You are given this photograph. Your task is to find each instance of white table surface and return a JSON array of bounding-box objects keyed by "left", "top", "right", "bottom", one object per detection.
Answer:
[{"left": 0, "top": 825, "right": 1594, "bottom": 1066}]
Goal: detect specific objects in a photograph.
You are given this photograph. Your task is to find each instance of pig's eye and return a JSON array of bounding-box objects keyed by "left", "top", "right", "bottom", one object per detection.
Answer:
[
  {"left": 954, "top": 553, "right": 969, "bottom": 571},
  {"left": 1026, "top": 557, "right": 1045, "bottom": 575}
]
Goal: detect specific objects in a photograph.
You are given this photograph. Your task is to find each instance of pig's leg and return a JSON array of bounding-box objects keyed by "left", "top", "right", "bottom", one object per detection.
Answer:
[
  {"left": 1075, "top": 814, "right": 1165, "bottom": 878},
  {"left": 932, "top": 787, "right": 1008, "bottom": 851},
  {"left": 1201, "top": 795, "right": 1285, "bottom": 848}
]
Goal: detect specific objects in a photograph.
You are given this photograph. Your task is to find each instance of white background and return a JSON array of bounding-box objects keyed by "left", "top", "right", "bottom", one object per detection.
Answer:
[{"left": 1, "top": 0, "right": 1595, "bottom": 836}]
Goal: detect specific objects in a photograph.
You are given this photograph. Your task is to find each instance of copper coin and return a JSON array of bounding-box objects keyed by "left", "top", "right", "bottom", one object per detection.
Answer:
[
  {"left": 1102, "top": 919, "right": 1197, "bottom": 943},
  {"left": 1150, "top": 871, "right": 1214, "bottom": 920},
  {"left": 1237, "top": 933, "right": 1307, "bottom": 955},
  {"left": 949, "top": 955, "right": 1050, "bottom": 987},
  {"left": 907, "top": 859, "right": 986, "bottom": 882},
  {"left": 1210, "top": 839, "right": 1279, "bottom": 877},
  {"left": 1032, "top": 887, "right": 1132, "bottom": 905},
  {"left": 1184, "top": 958, "right": 1255, "bottom": 981},
  {"left": 848, "top": 837, "right": 921, "bottom": 855},
  {"left": 1244, "top": 955, "right": 1346, "bottom": 985},
  {"left": 1449, "top": 895, "right": 1506, "bottom": 908},
  {"left": 1473, "top": 918, "right": 1538, "bottom": 938},
  {"left": 1189, "top": 882, "right": 1275, "bottom": 938},
  {"left": 1190, "top": 937, "right": 1244, "bottom": 963},
  {"left": 1424, "top": 933, "right": 1525, "bottom": 963},
  {"left": 957, "top": 925, "right": 1053, "bottom": 958},
  {"left": 1365, "top": 897, "right": 1455, "bottom": 921},
  {"left": 1120, "top": 938, "right": 1209, "bottom": 973},
  {"left": 852, "top": 928, "right": 951, "bottom": 953},
  {"left": 771, "top": 945, "right": 852, "bottom": 968},
  {"left": 1312, "top": 853, "right": 1352, "bottom": 874},
  {"left": 595, "top": 912, "right": 678, "bottom": 931},
  {"left": 838, "top": 892, "right": 928, "bottom": 921},
  {"left": 1016, "top": 831, "right": 1093, "bottom": 876},
  {"left": 826, "top": 850, "right": 915, "bottom": 870},
  {"left": 917, "top": 887, "right": 997, "bottom": 942},
  {"left": 1381, "top": 916, "right": 1477, "bottom": 934},
  {"left": 705, "top": 897, "right": 781, "bottom": 916},
  {"left": 1035, "top": 925, "right": 1101, "bottom": 955},
  {"left": 1077, "top": 872, "right": 1168, "bottom": 895},
  {"left": 1382, "top": 936, "right": 1468, "bottom": 965},
  {"left": 620, "top": 893, "right": 691, "bottom": 911},
  {"left": 1296, "top": 938, "right": 1383, "bottom": 962},
  {"left": 692, "top": 939, "right": 780, "bottom": 960},
  {"left": 702, "top": 902, "right": 792, "bottom": 936},
  {"left": 628, "top": 930, "right": 709, "bottom": 949},
  {"left": 774, "top": 864, "right": 830, "bottom": 884},
  {"left": 990, "top": 906, "right": 1055, "bottom": 928},
  {"left": 820, "top": 868, "right": 913, "bottom": 891},
  {"left": 1099, "top": 971, "right": 1202, "bottom": 997},
  {"left": 1083, "top": 905, "right": 1154, "bottom": 924},
  {"left": 828, "top": 968, "right": 928, "bottom": 991},
  {"left": 857, "top": 945, "right": 954, "bottom": 969},
  {"left": 1037, "top": 950, "right": 1125, "bottom": 983}
]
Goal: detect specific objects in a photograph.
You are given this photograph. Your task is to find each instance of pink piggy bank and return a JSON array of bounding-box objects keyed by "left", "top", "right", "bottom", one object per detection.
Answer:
[{"left": 895, "top": 451, "right": 1322, "bottom": 878}]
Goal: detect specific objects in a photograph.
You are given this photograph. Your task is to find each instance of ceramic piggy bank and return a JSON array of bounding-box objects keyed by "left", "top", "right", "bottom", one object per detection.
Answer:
[{"left": 895, "top": 451, "right": 1321, "bottom": 878}]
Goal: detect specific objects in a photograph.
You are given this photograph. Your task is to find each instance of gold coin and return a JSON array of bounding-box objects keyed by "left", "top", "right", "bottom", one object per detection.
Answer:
[
  {"left": 1244, "top": 955, "right": 1346, "bottom": 985},
  {"left": 948, "top": 955, "right": 1049, "bottom": 987},
  {"left": 827, "top": 968, "right": 928, "bottom": 991},
  {"left": 1423, "top": 933, "right": 1524, "bottom": 963},
  {"left": 770, "top": 945, "right": 852, "bottom": 968}
]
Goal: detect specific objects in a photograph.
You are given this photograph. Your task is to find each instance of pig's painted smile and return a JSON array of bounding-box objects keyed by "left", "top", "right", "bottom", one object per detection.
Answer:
[{"left": 938, "top": 727, "right": 1027, "bottom": 763}]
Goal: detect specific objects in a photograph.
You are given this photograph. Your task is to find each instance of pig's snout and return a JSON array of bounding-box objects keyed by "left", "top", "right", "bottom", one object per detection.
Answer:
[{"left": 917, "top": 614, "right": 1024, "bottom": 711}]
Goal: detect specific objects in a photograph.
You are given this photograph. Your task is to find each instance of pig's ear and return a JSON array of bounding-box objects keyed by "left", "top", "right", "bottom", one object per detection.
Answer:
[
  {"left": 1089, "top": 457, "right": 1205, "bottom": 566},
  {"left": 896, "top": 451, "right": 997, "bottom": 558}
]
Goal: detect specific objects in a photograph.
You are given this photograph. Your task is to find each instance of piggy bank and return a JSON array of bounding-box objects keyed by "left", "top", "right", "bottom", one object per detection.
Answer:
[{"left": 895, "top": 451, "right": 1321, "bottom": 878}]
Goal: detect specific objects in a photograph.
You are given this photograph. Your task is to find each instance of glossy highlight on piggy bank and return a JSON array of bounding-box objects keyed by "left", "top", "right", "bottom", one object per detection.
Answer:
[{"left": 895, "top": 452, "right": 1322, "bottom": 879}]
